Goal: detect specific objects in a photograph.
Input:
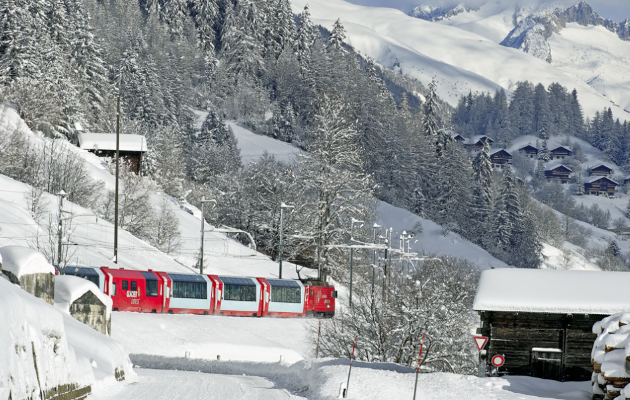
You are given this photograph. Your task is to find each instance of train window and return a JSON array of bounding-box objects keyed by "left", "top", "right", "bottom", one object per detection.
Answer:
[
  {"left": 168, "top": 274, "right": 208, "bottom": 299},
  {"left": 271, "top": 287, "right": 301, "bottom": 303},
  {"left": 146, "top": 280, "right": 158, "bottom": 297},
  {"left": 223, "top": 284, "right": 256, "bottom": 302},
  {"left": 112, "top": 283, "right": 117, "bottom": 296},
  {"left": 131, "top": 281, "right": 137, "bottom": 291},
  {"left": 122, "top": 280, "right": 128, "bottom": 291}
]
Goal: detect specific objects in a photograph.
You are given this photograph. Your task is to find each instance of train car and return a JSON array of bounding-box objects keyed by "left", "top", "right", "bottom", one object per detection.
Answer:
[
  {"left": 65, "top": 266, "right": 336, "bottom": 318},
  {"left": 303, "top": 280, "right": 337, "bottom": 318}
]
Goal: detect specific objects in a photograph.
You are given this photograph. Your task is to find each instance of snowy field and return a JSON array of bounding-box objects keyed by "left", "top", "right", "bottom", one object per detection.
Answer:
[{"left": 226, "top": 121, "right": 303, "bottom": 165}]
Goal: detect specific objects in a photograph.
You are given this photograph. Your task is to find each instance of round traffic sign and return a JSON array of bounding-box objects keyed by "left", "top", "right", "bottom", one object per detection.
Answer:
[{"left": 491, "top": 355, "right": 505, "bottom": 367}]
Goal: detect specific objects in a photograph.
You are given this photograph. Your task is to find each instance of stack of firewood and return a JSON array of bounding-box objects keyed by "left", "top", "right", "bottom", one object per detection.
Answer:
[{"left": 592, "top": 313, "right": 630, "bottom": 400}]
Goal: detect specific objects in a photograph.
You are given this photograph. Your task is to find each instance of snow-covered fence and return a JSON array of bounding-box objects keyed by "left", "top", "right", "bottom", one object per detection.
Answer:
[{"left": 591, "top": 313, "right": 630, "bottom": 399}]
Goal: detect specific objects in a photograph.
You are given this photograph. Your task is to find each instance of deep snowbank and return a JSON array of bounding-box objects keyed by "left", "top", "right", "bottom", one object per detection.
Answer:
[{"left": 0, "top": 278, "right": 133, "bottom": 400}]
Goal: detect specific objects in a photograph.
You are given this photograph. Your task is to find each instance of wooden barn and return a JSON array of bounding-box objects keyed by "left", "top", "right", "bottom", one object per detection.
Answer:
[
  {"left": 490, "top": 149, "right": 512, "bottom": 169},
  {"left": 545, "top": 164, "right": 572, "bottom": 184},
  {"left": 550, "top": 145, "right": 572, "bottom": 160},
  {"left": 584, "top": 176, "right": 618, "bottom": 197},
  {"left": 78, "top": 133, "right": 147, "bottom": 174},
  {"left": 474, "top": 269, "right": 630, "bottom": 382},
  {"left": 588, "top": 164, "right": 614, "bottom": 177},
  {"left": 450, "top": 131, "right": 466, "bottom": 145},
  {"left": 465, "top": 135, "right": 494, "bottom": 152},
  {"left": 518, "top": 144, "right": 539, "bottom": 159}
]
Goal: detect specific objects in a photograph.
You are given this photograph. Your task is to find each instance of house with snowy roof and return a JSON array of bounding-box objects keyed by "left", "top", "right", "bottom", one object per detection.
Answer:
[
  {"left": 584, "top": 176, "right": 619, "bottom": 197},
  {"left": 545, "top": 164, "right": 572, "bottom": 184},
  {"left": 623, "top": 175, "right": 630, "bottom": 186},
  {"left": 489, "top": 149, "right": 512, "bottom": 169},
  {"left": 549, "top": 145, "right": 572, "bottom": 160},
  {"left": 464, "top": 135, "right": 494, "bottom": 152},
  {"left": 78, "top": 133, "right": 147, "bottom": 174},
  {"left": 449, "top": 131, "right": 466, "bottom": 145},
  {"left": 517, "top": 144, "right": 538, "bottom": 159},
  {"left": 474, "top": 269, "right": 630, "bottom": 381},
  {"left": 587, "top": 164, "right": 614, "bottom": 177}
]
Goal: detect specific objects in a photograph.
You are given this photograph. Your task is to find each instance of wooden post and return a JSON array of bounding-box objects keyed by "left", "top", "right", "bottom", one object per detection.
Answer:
[
  {"left": 344, "top": 335, "right": 357, "bottom": 398},
  {"left": 413, "top": 333, "right": 425, "bottom": 400}
]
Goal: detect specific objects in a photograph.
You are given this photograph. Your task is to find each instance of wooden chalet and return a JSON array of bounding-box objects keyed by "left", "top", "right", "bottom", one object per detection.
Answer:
[
  {"left": 518, "top": 144, "right": 539, "bottom": 159},
  {"left": 450, "top": 131, "right": 466, "bottom": 145},
  {"left": 489, "top": 149, "right": 512, "bottom": 169},
  {"left": 550, "top": 145, "right": 572, "bottom": 160},
  {"left": 474, "top": 269, "right": 630, "bottom": 381},
  {"left": 588, "top": 164, "right": 614, "bottom": 177},
  {"left": 544, "top": 164, "right": 572, "bottom": 184},
  {"left": 584, "top": 176, "right": 619, "bottom": 197},
  {"left": 465, "top": 135, "right": 494, "bottom": 152},
  {"left": 78, "top": 133, "right": 147, "bottom": 174},
  {"left": 623, "top": 175, "right": 630, "bottom": 186}
]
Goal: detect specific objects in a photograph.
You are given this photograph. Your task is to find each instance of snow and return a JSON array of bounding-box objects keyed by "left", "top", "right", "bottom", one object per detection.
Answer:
[
  {"left": 0, "top": 277, "right": 133, "bottom": 400},
  {"left": 0, "top": 245, "right": 55, "bottom": 278},
  {"left": 54, "top": 275, "right": 113, "bottom": 319},
  {"left": 78, "top": 133, "right": 147, "bottom": 152},
  {"left": 474, "top": 268, "right": 630, "bottom": 314},
  {"left": 377, "top": 201, "right": 509, "bottom": 270},
  {"left": 290, "top": 0, "right": 630, "bottom": 121},
  {"left": 225, "top": 121, "right": 303, "bottom": 165}
]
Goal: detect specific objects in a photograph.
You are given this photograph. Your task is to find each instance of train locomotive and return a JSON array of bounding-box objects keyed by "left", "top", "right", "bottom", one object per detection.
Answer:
[{"left": 64, "top": 267, "right": 336, "bottom": 318}]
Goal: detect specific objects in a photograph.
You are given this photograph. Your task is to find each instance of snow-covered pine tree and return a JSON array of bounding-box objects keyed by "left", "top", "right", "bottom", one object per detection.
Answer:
[
  {"left": 192, "top": 0, "right": 219, "bottom": 54},
  {"left": 470, "top": 142, "right": 493, "bottom": 244},
  {"left": 574, "top": 174, "right": 585, "bottom": 195},
  {"left": 534, "top": 83, "right": 550, "bottom": 139},
  {"left": 422, "top": 80, "right": 451, "bottom": 156},
  {"left": 327, "top": 19, "right": 346, "bottom": 51},
  {"left": 296, "top": 5, "right": 317, "bottom": 68}
]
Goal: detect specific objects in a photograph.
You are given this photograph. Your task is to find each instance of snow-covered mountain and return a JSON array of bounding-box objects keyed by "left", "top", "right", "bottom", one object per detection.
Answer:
[
  {"left": 405, "top": 1, "right": 630, "bottom": 114},
  {"left": 289, "top": 0, "right": 630, "bottom": 122}
]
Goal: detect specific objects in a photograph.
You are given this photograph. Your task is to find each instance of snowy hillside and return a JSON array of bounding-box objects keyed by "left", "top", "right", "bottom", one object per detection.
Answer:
[
  {"left": 290, "top": 0, "right": 630, "bottom": 120},
  {"left": 0, "top": 105, "right": 297, "bottom": 279}
]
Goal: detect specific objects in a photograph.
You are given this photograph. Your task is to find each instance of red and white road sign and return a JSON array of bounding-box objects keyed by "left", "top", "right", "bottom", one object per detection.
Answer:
[
  {"left": 491, "top": 355, "right": 505, "bottom": 367},
  {"left": 474, "top": 336, "right": 488, "bottom": 351}
]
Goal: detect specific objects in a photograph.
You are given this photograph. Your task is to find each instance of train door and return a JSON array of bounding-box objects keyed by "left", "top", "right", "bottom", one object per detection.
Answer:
[
  {"left": 156, "top": 272, "right": 171, "bottom": 312},
  {"left": 208, "top": 275, "right": 222, "bottom": 314},
  {"left": 257, "top": 278, "right": 270, "bottom": 317}
]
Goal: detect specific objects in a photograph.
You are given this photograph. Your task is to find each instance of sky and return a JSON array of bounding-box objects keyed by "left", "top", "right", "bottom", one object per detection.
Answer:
[{"left": 345, "top": 0, "right": 630, "bottom": 22}]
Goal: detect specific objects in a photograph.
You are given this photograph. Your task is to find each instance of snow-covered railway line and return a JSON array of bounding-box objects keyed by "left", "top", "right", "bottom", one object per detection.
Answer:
[{"left": 91, "top": 368, "right": 304, "bottom": 400}]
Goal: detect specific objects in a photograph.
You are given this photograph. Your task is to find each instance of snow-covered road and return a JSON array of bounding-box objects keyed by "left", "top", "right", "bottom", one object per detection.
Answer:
[{"left": 91, "top": 368, "right": 305, "bottom": 400}]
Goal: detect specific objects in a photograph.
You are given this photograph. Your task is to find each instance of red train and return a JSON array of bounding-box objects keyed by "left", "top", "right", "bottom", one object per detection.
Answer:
[{"left": 64, "top": 266, "right": 336, "bottom": 318}]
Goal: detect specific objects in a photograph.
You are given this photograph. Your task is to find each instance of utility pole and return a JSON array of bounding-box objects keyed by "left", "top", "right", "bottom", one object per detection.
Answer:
[
  {"left": 57, "top": 190, "right": 67, "bottom": 272},
  {"left": 349, "top": 218, "right": 363, "bottom": 308},
  {"left": 199, "top": 198, "right": 217, "bottom": 275},
  {"left": 372, "top": 223, "right": 381, "bottom": 312},
  {"left": 278, "top": 203, "right": 294, "bottom": 279},
  {"left": 114, "top": 93, "right": 120, "bottom": 264}
]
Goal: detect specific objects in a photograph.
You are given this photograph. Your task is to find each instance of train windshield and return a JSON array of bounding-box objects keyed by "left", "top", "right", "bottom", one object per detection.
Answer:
[
  {"left": 64, "top": 267, "right": 99, "bottom": 286},
  {"left": 141, "top": 272, "right": 158, "bottom": 297},
  {"left": 267, "top": 279, "right": 301, "bottom": 303}
]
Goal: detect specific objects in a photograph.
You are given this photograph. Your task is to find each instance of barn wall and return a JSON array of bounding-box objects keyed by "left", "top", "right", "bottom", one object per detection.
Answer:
[
  {"left": 479, "top": 311, "right": 600, "bottom": 381},
  {"left": 69, "top": 291, "right": 111, "bottom": 336}
]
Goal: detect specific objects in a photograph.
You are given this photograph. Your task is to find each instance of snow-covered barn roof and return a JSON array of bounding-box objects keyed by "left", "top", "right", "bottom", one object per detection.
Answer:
[
  {"left": 550, "top": 145, "right": 572, "bottom": 153},
  {"left": 545, "top": 164, "right": 572, "bottom": 172},
  {"left": 490, "top": 148, "right": 511, "bottom": 156},
  {"left": 467, "top": 135, "right": 494, "bottom": 145},
  {"left": 78, "top": 133, "right": 147, "bottom": 152},
  {"left": 54, "top": 275, "right": 112, "bottom": 318},
  {"left": 589, "top": 164, "right": 614, "bottom": 171},
  {"left": 518, "top": 144, "right": 538, "bottom": 151},
  {"left": 0, "top": 246, "right": 55, "bottom": 278},
  {"left": 473, "top": 269, "right": 630, "bottom": 315},
  {"left": 586, "top": 176, "right": 619, "bottom": 185}
]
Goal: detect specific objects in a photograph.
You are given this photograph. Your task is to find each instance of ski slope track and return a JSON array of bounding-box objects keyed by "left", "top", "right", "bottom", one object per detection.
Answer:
[{"left": 290, "top": 0, "right": 630, "bottom": 121}]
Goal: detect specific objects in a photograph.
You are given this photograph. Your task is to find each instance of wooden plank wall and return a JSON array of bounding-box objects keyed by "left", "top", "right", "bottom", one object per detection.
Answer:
[{"left": 479, "top": 311, "right": 601, "bottom": 381}]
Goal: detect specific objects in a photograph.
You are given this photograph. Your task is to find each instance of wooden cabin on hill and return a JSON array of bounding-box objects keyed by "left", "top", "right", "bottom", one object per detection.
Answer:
[
  {"left": 588, "top": 164, "right": 614, "bottom": 177},
  {"left": 465, "top": 135, "right": 494, "bottom": 152},
  {"left": 545, "top": 164, "right": 572, "bottom": 184},
  {"left": 474, "top": 269, "right": 630, "bottom": 381},
  {"left": 450, "top": 131, "right": 466, "bottom": 145},
  {"left": 78, "top": 133, "right": 147, "bottom": 174},
  {"left": 490, "top": 149, "right": 512, "bottom": 169},
  {"left": 584, "top": 176, "right": 618, "bottom": 197},
  {"left": 550, "top": 145, "right": 572, "bottom": 160},
  {"left": 518, "top": 144, "right": 539, "bottom": 159}
]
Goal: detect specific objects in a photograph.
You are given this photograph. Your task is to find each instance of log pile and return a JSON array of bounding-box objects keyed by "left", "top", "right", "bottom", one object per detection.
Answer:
[{"left": 592, "top": 313, "right": 630, "bottom": 400}]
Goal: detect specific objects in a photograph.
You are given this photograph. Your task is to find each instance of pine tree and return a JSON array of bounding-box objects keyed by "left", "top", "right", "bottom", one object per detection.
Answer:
[
  {"left": 423, "top": 80, "right": 450, "bottom": 156},
  {"left": 192, "top": 0, "right": 219, "bottom": 54},
  {"left": 296, "top": 5, "right": 317, "bottom": 67},
  {"left": 534, "top": 83, "right": 550, "bottom": 139},
  {"left": 470, "top": 142, "right": 493, "bottom": 244},
  {"left": 327, "top": 19, "right": 346, "bottom": 51},
  {"left": 574, "top": 174, "right": 585, "bottom": 195}
]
